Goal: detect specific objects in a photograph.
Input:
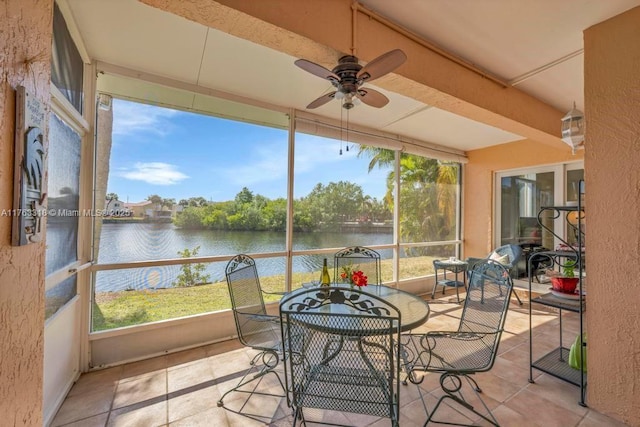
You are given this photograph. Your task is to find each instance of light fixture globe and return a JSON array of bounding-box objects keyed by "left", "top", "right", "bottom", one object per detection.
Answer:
[{"left": 561, "top": 102, "right": 585, "bottom": 154}]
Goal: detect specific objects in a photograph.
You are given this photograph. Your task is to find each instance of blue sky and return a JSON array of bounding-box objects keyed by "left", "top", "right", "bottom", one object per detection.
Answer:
[{"left": 107, "top": 99, "right": 391, "bottom": 204}]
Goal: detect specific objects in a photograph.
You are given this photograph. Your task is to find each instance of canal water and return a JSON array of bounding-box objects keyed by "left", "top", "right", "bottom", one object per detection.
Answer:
[{"left": 95, "top": 222, "right": 392, "bottom": 292}]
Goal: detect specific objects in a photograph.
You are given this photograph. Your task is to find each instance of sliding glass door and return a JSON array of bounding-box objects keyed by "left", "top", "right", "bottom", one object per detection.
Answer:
[{"left": 495, "top": 163, "right": 583, "bottom": 277}]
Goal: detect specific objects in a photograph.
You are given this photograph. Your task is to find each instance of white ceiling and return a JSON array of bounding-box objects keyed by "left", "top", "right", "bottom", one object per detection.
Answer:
[{"left": 65, "top": 0, "right": 640, "bottom": 153}]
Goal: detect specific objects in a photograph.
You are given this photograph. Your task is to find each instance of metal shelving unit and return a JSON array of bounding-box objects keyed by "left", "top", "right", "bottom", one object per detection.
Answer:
[{"left": 528, "top": 181, "right": 586, "bottom": 406}]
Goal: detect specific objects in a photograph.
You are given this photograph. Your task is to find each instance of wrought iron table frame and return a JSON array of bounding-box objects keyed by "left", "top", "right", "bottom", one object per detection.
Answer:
[{"left": 432, "top": 259, "right": 468, "bottom": 303}]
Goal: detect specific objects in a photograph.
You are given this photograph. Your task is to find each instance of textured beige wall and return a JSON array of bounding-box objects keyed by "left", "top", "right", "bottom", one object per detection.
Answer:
[
  {"left": 584, "top": 6, "right": 640, "bottom": 425},
  {"left": 0, "top": 0, "right": 51, "bottom": 424},
  {"left": 464, "top": 139, "right": 583, "bottom": 258}
]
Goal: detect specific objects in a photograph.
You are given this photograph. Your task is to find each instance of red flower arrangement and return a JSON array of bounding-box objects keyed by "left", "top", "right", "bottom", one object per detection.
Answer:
[
  {"left": 351, "top": 270, "right": 368, "bottom": 287},
  {"left": 340, "top": 264, "right": 368, "bottom": 286}
]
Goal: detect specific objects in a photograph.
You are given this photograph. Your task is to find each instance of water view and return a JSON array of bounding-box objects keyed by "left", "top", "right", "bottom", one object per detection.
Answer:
[{"left": 95, "top": 222, "right": 392, "bottom": 292}]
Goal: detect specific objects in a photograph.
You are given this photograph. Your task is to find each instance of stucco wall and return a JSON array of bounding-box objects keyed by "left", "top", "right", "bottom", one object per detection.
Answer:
[
  {"left": 584, "top": 6, "right": 640, "bottom": 425},
  {"left": 464, "top": 139, "right": 583, "bottom": 258},
  {"left": 0, "top": 0, "right": 52, "bottom": 424}
]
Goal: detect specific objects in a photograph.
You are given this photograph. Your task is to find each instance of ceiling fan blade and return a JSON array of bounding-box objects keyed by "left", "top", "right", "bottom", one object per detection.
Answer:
[
  {"left": 295, "top": 59, "right": 340, "bottom": 83},
  {"left": 306, "top": 91, "right": 337, "bottom": 109},
  {"left": 356, "top": 88, "right": 389, "bottom": 108},
  {"left": 356, "top": 49, "right": 407, "bottom": 83}
]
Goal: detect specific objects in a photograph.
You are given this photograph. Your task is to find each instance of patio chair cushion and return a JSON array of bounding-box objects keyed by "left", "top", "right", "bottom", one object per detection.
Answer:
[{"left": 489, "top": 252, "right": 510, "bottom": 265}]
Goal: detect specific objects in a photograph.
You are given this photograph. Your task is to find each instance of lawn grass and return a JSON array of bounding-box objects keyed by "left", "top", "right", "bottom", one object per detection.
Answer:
[{"left": 92, "top": 255, "right": 438, "bottom": 331}]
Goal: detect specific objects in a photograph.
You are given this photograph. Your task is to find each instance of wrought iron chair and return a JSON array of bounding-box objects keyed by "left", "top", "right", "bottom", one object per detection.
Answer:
[
  {"left": 401, "top": 260, "right": 513, "bottom": 426},
  {"left": 280, "top": 286, "right": 401, "bottom": 426},
  {"left": 466, "top": 243, "right": 523, "bottom": 305},
  {"left": 334, "top": 245, "right": 382, "bottom": 285},
  {"left": 217, "top": 254, "right": 286, "bottom": 421}
]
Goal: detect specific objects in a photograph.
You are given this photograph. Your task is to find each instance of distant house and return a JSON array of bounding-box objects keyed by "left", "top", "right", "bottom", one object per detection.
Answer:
[
  {"left": 123, "top": 200, "right": 153, "bottom": 218},
  {"left": 122, "top": 200, "right": 181, "bottom": 220},
  {"left": 104, "top": 197, "right": 131, "bottom": 216}
]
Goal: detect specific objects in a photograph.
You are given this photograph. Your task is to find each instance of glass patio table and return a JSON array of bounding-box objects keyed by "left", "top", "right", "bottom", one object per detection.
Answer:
[{"left": 286, "top": 284, "right": 430, "bottom": 333}]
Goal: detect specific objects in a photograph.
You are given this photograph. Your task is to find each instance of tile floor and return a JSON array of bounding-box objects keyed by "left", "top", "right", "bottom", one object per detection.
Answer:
[{"left": 51, "top": 291, "right": 627, "bottom": 427}]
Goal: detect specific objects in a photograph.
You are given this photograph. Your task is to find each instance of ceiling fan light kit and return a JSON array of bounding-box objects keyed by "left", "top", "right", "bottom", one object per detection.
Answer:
[{"left": 295, "top": 49, "right": 407, "bottom": 110}]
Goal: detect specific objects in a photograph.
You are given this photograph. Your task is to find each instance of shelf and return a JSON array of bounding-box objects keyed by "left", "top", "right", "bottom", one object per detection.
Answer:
[
  {"left": 531, "top": 292, "right": 585, "bottom": 312},
  {"left": 540, "top": 205, "right": 584, "bottom": 212},
  {"left": 532, "top": 347, "right": 586, "bottom": 387},
  {"left": 529, "top": 182, "right": 586, "bottom": 406},
  {"left": 436, "top": 279, "right": 465, "bottom": 288}
]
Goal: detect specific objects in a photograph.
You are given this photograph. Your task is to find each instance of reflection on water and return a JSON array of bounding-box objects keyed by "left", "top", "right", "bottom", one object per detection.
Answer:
[{"left": 95, "top": 222, "right": 392, "bottom": 292}]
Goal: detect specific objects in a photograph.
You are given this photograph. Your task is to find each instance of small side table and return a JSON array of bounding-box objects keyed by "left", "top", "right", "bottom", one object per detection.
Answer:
[{"left": 432, "top": 259, "right": 468, "bottom": 303}]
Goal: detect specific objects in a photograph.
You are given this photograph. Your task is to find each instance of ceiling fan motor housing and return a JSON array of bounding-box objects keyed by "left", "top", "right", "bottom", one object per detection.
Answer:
[{"left": 332, "top": 55, "right": 363, "bottom": 96}]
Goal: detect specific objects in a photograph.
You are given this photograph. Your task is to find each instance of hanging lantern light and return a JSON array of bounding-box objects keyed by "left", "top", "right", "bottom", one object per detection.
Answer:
[{"left": 561, "top": 102, "right": 585, "bottom": 154}]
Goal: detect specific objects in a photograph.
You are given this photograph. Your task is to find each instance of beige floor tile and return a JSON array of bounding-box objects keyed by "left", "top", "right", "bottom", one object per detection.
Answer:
[
  {"left": 505, "top": 388, "right": 583, "bottom": 427},
  {"left": 66, "top": 366, "right": 122, "bottom": 398},
  {"left": 51, "top": 387, "right": 114, "bottom": 426},
  {"left": 107, "top": 399, "right": 167, "bottom": 427},
  {"left": 579, "top": 409, "right": 630, "bottom": 427},
  {"left": 53, "top": 293, "right": 620, "bottom": 427},
  {"left": 167, "top": 347, "right": 208, "bottom": 370},
  {"left": 525, "top": 374, "right": 588, "bottom": 416},
  {"left": 167, "top": 359, "right": 215, "bottom": 393},
  {"left": 113, "top": 371, "right": 167, "bottom": 409},
  {"left": 491, "top": 404, "right": 540, "bottom": 427},
  {"left": 120, "top": 355, "right": 168, "bottom": 381},
  {"left": 167, "top": 381, "right": 220, "bottom": 423},
  {"left": 54, "top": 412, "right": 109, "bottom": 427}
]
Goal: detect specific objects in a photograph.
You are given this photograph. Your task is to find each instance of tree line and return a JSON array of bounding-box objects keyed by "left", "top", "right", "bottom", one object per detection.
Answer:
[{"left": 172, "top": 181, "right": 391, "bottom": 232}]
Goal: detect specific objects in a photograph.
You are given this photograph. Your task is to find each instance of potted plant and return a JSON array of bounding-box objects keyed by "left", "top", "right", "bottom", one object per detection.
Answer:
[{"left": 547, "top": 259, "right": 579, "bottom": 293}]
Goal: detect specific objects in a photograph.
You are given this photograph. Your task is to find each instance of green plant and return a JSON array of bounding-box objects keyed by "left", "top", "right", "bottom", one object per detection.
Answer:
[
  {"left": 174, "top": 246, "right": 211, "bottom": 287},
  {"left": 562, "top": 259, "right": 577, "bottom": 278}
]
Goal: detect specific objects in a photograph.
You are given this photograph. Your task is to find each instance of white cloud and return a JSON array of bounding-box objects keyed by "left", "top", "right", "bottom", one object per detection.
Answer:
[
  {"left": 119, "top": 162, "right": 189, "bottom": 185},
  {"left": 112, "top": 99, "right": 180, "bottom": 137}
]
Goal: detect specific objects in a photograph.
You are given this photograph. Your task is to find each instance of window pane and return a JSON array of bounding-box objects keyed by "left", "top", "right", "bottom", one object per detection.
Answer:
[
  {"left": 397, "top": 154, "right": 459, "bottom": 280},
  {"left": 46, "top": 113, "right": 81, "bottom": 276},
  {"left": 93, "top": 97, "right": 289, "bottom": 330},
  {"left": 51, "top": 3, "right": 84, "bottom": 113},
  {"left": 500, "top": 172, "right": 554, "bottom": 249},
  {"left": 292, "top": 133, "right": 394, "bottom": 250},
  {"left": 92, "top": 256, "right": 286, "bottom": 331},
  {"left": 45, "top": 275, "right": 77, "bottom": 320},
  {"left": 566, "top": 169, "right": 584, "bottom": 203},
  {"left": 94, "top": 99, "right": 289, "bottom": 264}
]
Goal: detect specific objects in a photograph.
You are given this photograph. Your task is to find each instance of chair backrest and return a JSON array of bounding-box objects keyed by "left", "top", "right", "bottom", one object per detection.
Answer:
[
  {"left": 333, "top": 246, "right": 382, "bottom": 285},
  {"left": 491, "top": 244, "right": 523, "bottom": 269},
  {"left": 225, "top": 254, "right": 278, "bottom": 349},
  {"left": 459, "top": 260, "right": 513, "bottom": 370},
  {"left": 280, "top": 287, "right": 401, "bottom": 421}
]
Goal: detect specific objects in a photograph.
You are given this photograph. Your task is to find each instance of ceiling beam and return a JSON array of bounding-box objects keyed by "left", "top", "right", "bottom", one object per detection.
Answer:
[{"left": 141, "top": 0, "right": 566, "bottom": 148}]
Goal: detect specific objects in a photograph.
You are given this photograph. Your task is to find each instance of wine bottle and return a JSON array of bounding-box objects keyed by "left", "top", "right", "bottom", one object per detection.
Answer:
[{"left": 320, "top": 258, "right": 331, "bottom": 286}]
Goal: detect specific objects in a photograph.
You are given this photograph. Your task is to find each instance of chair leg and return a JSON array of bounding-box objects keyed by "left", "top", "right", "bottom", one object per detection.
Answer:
[
  {"left": 217, "top": 349, "right": 287, "bottom": 422},
  {"left": 424, "top": 372, "right": 500, "bottom": 427},
  {"left": 512, "top": 289, "right": 523, "bottom": 305}
]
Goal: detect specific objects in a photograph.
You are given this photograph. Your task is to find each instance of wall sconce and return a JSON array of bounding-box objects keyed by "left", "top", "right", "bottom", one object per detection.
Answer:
[{"left": 561, "top": 102, "right": 585, "bottom": 154}]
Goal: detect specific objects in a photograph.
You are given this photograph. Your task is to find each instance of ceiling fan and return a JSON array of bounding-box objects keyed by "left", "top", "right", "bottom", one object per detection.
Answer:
[{"left": 295, "top": 49, "right": 406, "bottom": 110}]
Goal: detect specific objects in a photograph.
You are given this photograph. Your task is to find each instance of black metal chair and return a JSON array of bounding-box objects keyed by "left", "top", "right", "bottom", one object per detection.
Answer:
[
  {"left": 280, "top": 286, "right": 401, "bottom": 426},
  {"left": 217, "top": 254, "right": 286, "bottom": 421},
  {"left": 334, "top": 245, "right": 382, "bottom": 286},
  {"left": 401, "top": 260, "right": 513, "bottom": 426},
  {"left": 466, "top": 243, "right": 523, "bottom": 305}
]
